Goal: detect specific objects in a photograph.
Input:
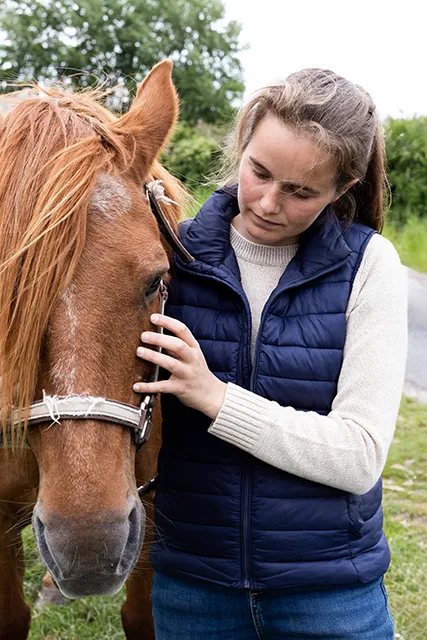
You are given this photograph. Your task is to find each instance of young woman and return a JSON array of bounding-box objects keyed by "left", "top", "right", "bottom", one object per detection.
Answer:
[{"left": 134, "top": 68, "right": 407, "bottom": 639}]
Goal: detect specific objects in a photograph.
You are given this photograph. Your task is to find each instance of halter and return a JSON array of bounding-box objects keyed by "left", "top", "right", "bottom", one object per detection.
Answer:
[{"left": 10, "top": 181, "right": 194, "bottom": 495}]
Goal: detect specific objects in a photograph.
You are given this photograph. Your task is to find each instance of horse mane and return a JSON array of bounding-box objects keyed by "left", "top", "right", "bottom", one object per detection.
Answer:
[{"left": 0, "top": 86, "right": 185, "bottom": 446}]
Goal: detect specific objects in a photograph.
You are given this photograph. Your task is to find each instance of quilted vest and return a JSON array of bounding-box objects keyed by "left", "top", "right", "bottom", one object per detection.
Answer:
[{"left": 151, "top": 187, "right": 390, "bottom": 590}]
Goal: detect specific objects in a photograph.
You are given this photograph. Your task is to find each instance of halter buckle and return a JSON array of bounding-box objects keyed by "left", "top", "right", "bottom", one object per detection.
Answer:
[{"left": 135, "top": 394, "right": 158, "bottom": 449}]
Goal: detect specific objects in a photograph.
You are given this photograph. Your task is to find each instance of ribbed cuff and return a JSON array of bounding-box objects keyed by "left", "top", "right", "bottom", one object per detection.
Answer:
[{"left": 208, "top": 383, "right": 274, "bottom": 452}]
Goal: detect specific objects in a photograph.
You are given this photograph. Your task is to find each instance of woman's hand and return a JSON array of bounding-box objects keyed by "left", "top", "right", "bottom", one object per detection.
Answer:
[{"left": 133, "top": 314, "right": 226, "bottom": 420}]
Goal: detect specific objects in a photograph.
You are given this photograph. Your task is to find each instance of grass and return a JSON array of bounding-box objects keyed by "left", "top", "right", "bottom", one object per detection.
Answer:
[
  {"left": 23, "top": 527, "right": 126, "bottom": 640},
  {"left": 383, "top": 216, "right": 427, "bottom": 273},
  {"left": 382, "top": 396, "right": 427, "bottom": 639},
  {"left": 17, "top": 397, "right": 427, "bottom": 639},
  {"left": 184, "top": 184, "right": 215, "bottom": 218}
]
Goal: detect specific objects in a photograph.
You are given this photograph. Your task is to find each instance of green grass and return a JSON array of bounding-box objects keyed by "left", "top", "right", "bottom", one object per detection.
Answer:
[
  {"left": 19, "top": 397, "right": 427, "bottom": 638},
  {"left": 184, "top": 185, "right": 215, "bottom": 218},
  {"left": 384, "top": 216, "right": 427, "bottom": 273},
  {"left": 382, "top": 396, "right": 427, "bottom": 639},
  {"left": 22, "top": 527, "right": 126, "bottom": 639}
]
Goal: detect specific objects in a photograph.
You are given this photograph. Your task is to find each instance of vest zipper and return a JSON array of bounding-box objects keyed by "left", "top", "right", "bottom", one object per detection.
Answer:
[
  {"left": 237, "top": 287, "right": 253, "bottom": 589},
  {"left": 175, "top": 262, "right": 252, "bottom": 390},
  {"left": 176, "top": 262, "right": 253, "bottom": 588},
  {"left": 241, "top": 460, "right": 252, "bottom": 588}
]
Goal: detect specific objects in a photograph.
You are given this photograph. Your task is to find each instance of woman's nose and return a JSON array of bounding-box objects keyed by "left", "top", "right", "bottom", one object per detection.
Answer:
[{"left": 259, "top": 184, "right": 282, "bottom": 215}]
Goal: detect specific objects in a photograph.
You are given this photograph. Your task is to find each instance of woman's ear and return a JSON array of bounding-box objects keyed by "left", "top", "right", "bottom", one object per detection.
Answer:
[
  {"left": 332, "top": 178, "right": 359, "bottom": 201},
  {"left": 112, "top": 60, "right": 179, "bottom": 180}
]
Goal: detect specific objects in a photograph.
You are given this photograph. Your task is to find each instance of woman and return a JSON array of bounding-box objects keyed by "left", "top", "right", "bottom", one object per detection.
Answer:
[{"left": 134, "top": 68, "right": 407, "bottom": 639}]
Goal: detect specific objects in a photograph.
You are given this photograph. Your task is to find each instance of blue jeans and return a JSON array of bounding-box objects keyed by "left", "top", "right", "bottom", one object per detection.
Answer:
[{"left": 151, "top": 572, "right": 394, "bottom": 639}]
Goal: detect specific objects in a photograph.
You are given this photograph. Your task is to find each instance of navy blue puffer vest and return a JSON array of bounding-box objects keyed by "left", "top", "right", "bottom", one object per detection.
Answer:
[{"left": 151, "top": 187, "right": 390, "bottom": 590}]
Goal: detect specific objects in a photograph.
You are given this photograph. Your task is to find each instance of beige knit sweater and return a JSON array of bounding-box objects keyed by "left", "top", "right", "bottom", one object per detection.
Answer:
[{"left": 208, "top": 224, "right": 408, "bottom": 495}]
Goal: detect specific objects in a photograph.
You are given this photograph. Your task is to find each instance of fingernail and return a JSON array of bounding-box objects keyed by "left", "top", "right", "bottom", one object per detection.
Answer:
[
  {"left": 151, "top": 314, "right": 159, "bottom": 322},
  {"left": 133, "top": 383, "right": 141, "bottom": 392},
  {"left": 141, "top": 332, "right": 150, "bottom": 341},
  {"left": 137, "top": 347, "right": 145, "bottom": 356}
]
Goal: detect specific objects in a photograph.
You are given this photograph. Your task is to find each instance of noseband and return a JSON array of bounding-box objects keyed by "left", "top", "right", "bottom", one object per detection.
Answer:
[{"left": 12, "top": 181, "right": 194, "bottom": 494}]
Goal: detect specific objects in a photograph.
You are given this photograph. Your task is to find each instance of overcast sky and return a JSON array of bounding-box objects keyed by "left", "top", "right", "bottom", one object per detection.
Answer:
[
  {"left": 224, "top": 0, "right": 427, "bottom": 120},
  {"left": 0, "top": 0, "right": 424, "bottom": 119}
]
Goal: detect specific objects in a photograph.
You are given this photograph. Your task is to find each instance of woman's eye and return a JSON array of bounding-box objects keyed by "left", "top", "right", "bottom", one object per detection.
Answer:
[
  {"left": 145, "top": 276, "right": 162, "bottom": 298},
  {"left": 253, "top": 168, "right": 269, "bottom": 180},
  {"left": 293, "top": 192, "right": 311, "bottom": 200}
]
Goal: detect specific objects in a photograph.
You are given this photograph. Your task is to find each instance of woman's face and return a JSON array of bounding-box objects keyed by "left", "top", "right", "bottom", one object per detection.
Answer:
[{"left": 235, "top": 114, "right": 341, "bottom": 246}]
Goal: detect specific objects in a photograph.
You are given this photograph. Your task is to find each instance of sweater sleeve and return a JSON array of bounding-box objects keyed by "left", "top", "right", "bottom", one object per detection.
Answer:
[{"left": 208, "top": 234, "right": 408, "bottom": 494}]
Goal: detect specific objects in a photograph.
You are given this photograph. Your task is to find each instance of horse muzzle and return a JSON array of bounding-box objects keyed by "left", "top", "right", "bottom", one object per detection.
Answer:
[{"left": 32, "top": 497, "right": 145, "bottom": 598}]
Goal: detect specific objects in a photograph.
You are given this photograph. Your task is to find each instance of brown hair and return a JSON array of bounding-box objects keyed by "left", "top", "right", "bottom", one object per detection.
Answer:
[{"left": 220, "top": 68, "right": 388, "bottom": 231}]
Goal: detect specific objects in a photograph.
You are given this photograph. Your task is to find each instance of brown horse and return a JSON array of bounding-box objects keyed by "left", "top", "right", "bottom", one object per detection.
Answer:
[{"left": 0, "top": 61, "right": 185, "bottom": 640}]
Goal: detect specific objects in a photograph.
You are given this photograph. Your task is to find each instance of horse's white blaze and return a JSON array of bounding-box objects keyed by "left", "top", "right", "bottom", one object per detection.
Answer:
[
  {"left": 52, "top": 283, "right": 77, "bottom": 393},
  {"left": 90, "top": 174, "right": 131, "bottom": 220}
]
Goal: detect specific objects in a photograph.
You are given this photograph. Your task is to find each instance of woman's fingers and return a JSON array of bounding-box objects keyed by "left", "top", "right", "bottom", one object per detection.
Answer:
[
  {"left": 134, "top": 347, "right": 182, "bottom": 395},
  {"left": 136, "top": 346, "right": 184, "bottom": 375},
  {"left": 140, "top": 330, "right": 191, "bottom": 361},
  {"left": 149, "top": 314, "right": 199, "bottom": 348},
  {"left": 133, "top": 379, "right": 175, "bottom": 394}
]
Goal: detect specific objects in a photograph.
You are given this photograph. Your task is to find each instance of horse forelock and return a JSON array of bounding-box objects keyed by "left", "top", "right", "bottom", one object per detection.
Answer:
[{"left": 0, "top": 85, "right": 186, "bottom": 446}]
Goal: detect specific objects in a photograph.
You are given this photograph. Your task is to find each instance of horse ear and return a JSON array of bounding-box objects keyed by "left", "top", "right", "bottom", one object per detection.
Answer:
[{"left": 113, "top": 60, "right": 179, "bottom": 179}]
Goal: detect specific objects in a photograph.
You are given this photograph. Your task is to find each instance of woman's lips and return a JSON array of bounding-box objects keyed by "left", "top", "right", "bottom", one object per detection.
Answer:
[{"left": 252, "top": 212, "right": 281, "bottom": 227}]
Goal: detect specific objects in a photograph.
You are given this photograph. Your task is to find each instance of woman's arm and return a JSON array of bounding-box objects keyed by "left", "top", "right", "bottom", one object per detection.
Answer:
[{"left": 208, "top": 234, "right": 408, "bottom": 494}]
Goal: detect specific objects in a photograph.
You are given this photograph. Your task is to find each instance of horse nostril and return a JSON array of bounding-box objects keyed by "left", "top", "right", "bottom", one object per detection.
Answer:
[
  {"left": 33, "top": 512, "right": 45, "bottom": 538},
  {"left": 32, "top": 509, "right": 62, "bottom": 579},
  {"left": 128, "top": 502, "right": 141, "bottom": 543}
]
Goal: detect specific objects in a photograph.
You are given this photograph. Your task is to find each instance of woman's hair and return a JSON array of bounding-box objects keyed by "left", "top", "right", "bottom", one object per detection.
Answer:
[{"left": 219, "top": 68, "right": 388, "bottom": 231}]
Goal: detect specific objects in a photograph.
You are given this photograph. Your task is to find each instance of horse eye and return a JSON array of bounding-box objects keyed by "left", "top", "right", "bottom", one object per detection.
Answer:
[{"left": 145, "top": 276, "right": 162, "bottom": 298}]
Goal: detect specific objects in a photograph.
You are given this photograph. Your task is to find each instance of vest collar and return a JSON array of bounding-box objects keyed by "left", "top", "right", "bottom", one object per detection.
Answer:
[{"left": 179, "top": 187, "right": 353, "bottom": 287}]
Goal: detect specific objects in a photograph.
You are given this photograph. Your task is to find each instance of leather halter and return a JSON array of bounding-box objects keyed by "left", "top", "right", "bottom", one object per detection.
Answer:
[{"left": 10, "top": 181, "right": 194, "bottom": 486}]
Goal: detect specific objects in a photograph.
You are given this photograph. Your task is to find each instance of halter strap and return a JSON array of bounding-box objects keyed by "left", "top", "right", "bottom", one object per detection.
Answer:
[{"left": 145, "top": 181, "right": 194, "bottom": 264}]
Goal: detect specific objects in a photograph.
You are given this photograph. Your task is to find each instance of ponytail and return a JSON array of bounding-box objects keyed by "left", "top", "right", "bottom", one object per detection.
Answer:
[{"left": 334, "top": 125, "right": 389, "bottom": 231}]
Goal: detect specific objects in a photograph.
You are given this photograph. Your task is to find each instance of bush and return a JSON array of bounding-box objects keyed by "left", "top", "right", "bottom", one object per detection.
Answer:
[
  {"left": 163, "top": 123, "right": 223, "bottom": 191},
  {"left": 385, "top": 116, "right": 427, "bottom": 223}
]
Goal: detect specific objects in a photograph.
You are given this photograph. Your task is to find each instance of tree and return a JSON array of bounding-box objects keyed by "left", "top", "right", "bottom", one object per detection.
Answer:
[{"left": 0, "top": 0, "right": 244, "bottom": 124}]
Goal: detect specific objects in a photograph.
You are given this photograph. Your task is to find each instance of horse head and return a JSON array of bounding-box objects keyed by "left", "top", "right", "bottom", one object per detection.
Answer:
[{"left": 0, "top": 61, "right": 183, "bottom": 598}]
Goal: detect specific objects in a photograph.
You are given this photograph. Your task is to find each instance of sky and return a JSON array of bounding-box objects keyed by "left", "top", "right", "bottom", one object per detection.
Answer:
[
  {"left": 223, "top": 0, "right": 427, "bottom": 120},
  {"left": 0, "top": 0, "right": 425, "bottom": 120}
]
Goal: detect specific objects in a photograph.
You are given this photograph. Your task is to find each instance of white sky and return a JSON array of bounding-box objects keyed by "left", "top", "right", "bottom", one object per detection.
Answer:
[
  {"left": 0, "top": 0, "right": 425, "bottom": 119},
  {"left": 223, "top": 0, "right": 427, "bottom": 119}
]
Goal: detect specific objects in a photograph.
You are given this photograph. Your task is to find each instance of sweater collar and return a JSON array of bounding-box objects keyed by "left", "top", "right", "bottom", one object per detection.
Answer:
[{"left": 179, "top": 186, "right": 353, "bottom": 286}]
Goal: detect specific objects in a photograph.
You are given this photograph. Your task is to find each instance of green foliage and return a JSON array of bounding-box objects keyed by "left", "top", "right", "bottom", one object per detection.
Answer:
[
  {"left": 0, "top": 0, "right": 244, "bottom": 124},
  {"left": 385, "top": 116, "right": 427, "bottom": 223},
  {"left": 184, "top": 184, "right": 215, "bottom": 217},
  {"left": 163, "top": 122, "right": 222, "bottom": 189},
  {"left": 383, "top": 215, "right": 427, "bottom": 273}
]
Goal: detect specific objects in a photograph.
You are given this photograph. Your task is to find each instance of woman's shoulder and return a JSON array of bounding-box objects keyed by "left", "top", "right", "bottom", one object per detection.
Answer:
[
  {"left": 348, "top": 233, "right": 407, "bottom": 316},
  {"left": 363, "top": 233, "right": 403, "bottom": 275}
]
